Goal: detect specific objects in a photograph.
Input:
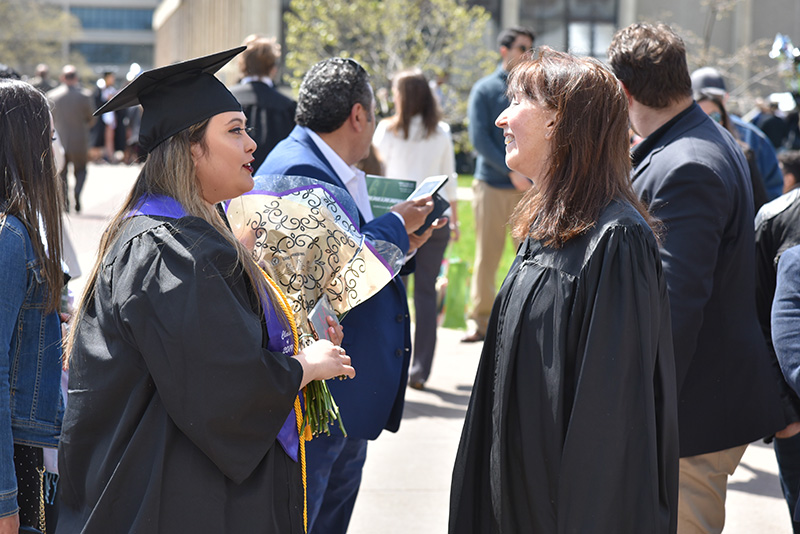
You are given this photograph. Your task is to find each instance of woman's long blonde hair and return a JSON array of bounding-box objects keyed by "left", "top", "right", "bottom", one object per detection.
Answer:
[{"left": 65, "top": 119, "right": 269, "bottom": 356}]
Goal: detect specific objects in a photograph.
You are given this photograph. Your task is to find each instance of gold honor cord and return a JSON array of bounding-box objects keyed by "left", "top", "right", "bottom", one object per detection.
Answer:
[{"left": 259, "top": 266, "right": 308, "bottom": 533}]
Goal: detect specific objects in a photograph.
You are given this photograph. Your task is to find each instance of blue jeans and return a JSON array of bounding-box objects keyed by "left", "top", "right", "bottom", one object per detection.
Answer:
[
  {"left": 305, "top": 433, "right": 368, "bottom": 534},
  {"left": 774, "top": 432, "right": 800, "bottom": 532}
]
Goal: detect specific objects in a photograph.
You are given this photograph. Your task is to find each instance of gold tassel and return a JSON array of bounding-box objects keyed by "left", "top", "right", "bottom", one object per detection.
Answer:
[{"left": 259, "top": 267, "right": 308, "bottom": 533}]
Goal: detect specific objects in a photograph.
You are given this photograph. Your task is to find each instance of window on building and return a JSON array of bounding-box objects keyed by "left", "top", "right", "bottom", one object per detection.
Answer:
[
  {"left": 520, "top": 0, "right": 617, "bottom": 58},
  {"left": 70, "top": 7, "right": 154, "bottom": 31},
  {"left": 70, "top": 43, "right": 154, "bottom": 67}
]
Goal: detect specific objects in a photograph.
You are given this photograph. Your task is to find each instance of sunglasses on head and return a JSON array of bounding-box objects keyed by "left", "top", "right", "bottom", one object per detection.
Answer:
[{"left": 329, "top": 57, "right": 367, "bottom": 75}]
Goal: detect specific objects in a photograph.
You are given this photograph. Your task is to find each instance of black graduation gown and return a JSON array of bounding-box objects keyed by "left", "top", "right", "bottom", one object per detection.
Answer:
[
  {"left": 449, "top": 200, "right": 679, "bottom": 534},
  {"left": 57, "top": 215, "right": 305, "bottom": 533}
]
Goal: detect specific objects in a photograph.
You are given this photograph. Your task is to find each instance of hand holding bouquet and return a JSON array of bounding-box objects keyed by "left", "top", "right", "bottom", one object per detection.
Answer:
[{"left": 226, "top": 175, "right": 404, "bottom": 437}]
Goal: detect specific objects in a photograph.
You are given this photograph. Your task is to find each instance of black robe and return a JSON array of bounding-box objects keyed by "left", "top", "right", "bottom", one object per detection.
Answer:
[
  {"left": 449, "top": 200, "right": 679, "bottom": 534},
  {"left": 57, "top": 215, "right": 305, "bottom": 533}
]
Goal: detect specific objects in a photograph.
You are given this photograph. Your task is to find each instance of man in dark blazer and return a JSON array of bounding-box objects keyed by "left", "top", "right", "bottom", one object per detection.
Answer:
[
  {"left": 257, "top": 58, "right": 437, "bottom": 534},
  {"left": 229, "top": 35, "right": 296, "bottom": 170},
  {"left": 609, "top": 23, "right": 787, "bottom": 532}
]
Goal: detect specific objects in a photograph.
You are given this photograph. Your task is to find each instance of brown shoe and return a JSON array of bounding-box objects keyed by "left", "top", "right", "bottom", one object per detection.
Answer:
[{"left": 460, "top": 330, "right": 485, "bottom": 343}]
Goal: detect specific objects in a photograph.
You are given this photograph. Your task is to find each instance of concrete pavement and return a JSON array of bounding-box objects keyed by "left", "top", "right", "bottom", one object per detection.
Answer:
[{"left": 66, "top": 162, "right": 794, "bottom": 533}]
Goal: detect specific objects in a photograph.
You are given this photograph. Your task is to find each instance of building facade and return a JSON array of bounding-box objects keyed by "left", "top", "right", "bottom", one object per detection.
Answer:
[
  {"left": 152, "top": 0, "right": 800, "bottom": 97},
  {"left": 44, "top": 0, "right": 159, "bottom": 75},
  {"left": 153, "top": 0, "right": 283, "bottom": 85}
]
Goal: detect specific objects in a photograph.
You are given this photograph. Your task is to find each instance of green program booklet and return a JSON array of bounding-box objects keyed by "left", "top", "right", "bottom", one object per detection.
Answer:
[{"left": 365, "top": 174, "right": 418, "bottom": 217}]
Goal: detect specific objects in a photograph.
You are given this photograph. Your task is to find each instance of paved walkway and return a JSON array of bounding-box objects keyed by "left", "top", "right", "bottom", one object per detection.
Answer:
[
  {"left": 65, "top": 162, "right": 794, "bottom": 533},
  {"left": 350, "top": 327, "right": 794, "bottom": 533}
]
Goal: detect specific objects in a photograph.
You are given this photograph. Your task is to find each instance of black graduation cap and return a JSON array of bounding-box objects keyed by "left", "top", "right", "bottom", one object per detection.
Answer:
[{"left": 95, "top": 46, "right": 246, "bottom": 153}]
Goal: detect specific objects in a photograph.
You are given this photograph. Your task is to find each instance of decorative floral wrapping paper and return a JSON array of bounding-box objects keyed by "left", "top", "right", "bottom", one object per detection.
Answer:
[{"left": 226, "top": 175, "right": 404, "bottom": 436}]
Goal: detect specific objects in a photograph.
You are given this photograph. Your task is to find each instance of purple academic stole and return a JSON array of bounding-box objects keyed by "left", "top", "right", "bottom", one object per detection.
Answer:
[
  {"left": 263, "top": 300, "right": 300, "bottom": 462},
  {"left": 129, "top": 194, "right": 300, "bottom": 461}
]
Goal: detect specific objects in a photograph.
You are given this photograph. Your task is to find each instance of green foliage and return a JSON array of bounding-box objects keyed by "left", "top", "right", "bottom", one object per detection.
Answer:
[
  {"left": 406, "top": 175, "right": 518, "bottom": 329},
  {"left": 0, "top": 0, "right": 81, "bottom": 76},
  {"left": 284, "top": 0, "right": 496, "bottom": 135}
]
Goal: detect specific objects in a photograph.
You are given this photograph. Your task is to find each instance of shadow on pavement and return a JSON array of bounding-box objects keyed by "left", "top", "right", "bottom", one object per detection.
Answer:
[
  {"left": 401, "top": 399, "right": 469, "bottom": 420},
  {"left": 413, "top": 386, "right": 472, "bottom": 406},
  {"left": 729, "top": 462, "right": 783, "bottom": 499}
]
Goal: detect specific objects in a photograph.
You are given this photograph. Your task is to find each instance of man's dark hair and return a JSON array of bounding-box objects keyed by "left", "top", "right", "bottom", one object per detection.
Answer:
[
  {"left": 497, "top": 27, "right": 536, "bottom": 49},
  {"left": 779, "top": 150, "right": 800, "bottom": 182},
  {"left": 295, "top": 58, "right": 372, "bottom": 133},
  {"left": 607, "top": 23, "right": 693, "bottom": 109}
]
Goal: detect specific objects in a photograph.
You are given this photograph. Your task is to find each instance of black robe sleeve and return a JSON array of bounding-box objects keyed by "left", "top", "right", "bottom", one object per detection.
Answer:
[{"left": 112, "top": 220, "right": 303, "bottom": 484}]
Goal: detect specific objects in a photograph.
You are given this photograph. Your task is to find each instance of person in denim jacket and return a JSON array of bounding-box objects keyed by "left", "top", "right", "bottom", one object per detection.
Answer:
[{"left": 0, "top": 79, "right": 66, "bottom": 534}]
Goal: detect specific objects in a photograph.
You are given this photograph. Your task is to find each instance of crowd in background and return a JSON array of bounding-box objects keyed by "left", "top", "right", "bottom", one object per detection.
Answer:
[{"left": 3, "top": 20, "right": 800, "bottom": 534}]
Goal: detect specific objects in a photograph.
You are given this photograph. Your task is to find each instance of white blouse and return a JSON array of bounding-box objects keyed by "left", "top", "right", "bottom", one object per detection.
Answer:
[{"left": 373, "top": 115, "right": 458, "bottom": 206}]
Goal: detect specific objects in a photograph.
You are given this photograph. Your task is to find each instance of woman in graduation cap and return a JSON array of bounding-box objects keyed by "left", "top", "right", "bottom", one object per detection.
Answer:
[
  {"left": 57, "top": 48, "right": 354, "bottom": 534},
  {"left": 449, "top": 48, "right": 679, "bottom": 533}
]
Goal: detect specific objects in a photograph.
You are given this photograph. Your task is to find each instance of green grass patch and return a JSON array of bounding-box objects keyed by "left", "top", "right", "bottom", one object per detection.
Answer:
[
  {"left": 446, "top": 175, "right": 518, "bottom": 288},
  {"left": 406, "top": 175, "right": 519, "bottom": 329}
]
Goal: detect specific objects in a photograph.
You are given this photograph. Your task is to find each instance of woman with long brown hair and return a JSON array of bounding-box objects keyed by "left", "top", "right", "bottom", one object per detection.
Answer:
[
  {"left": 56, "top": 49, "right": 353, "bottom": 533},
  {"left": 449, "top": 48, "right": 679, "bottom": 533},
  {"left": 373, "top": 68, "right": 458, "bottom": 389},
  {"left": 0, "top": 79, "right": 65, "bottom": 534}
]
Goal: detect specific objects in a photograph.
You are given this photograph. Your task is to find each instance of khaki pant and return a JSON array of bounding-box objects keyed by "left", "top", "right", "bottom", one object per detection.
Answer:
[
  {"left": 678, "top": 444, "right": 749, "bottom": 534},
  {"left": 467, "top": 180, "right": 523, "bottom": 334}
]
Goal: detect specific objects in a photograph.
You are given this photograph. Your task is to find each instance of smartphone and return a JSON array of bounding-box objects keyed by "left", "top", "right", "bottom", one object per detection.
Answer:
[
  {"left": 413, "top": 193, "right": 450, "bottom": 236},
  {"left": 407, "top": 174, "right": 449, "bottom": 200},
  {"left": 408, "top": 175, "right": 451, "bottom": 236},
  {"left": 307, "top": 294, "right": 340, "bottom": 341}
]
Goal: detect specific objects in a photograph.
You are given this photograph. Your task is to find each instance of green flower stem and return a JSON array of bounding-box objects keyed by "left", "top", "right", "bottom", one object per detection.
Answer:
[
  {"left": 296, "top": 316, "right": 347, "bottom": 438},
  {"left": 302, "top": 379, "right": 347, "bottom": 438}
]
